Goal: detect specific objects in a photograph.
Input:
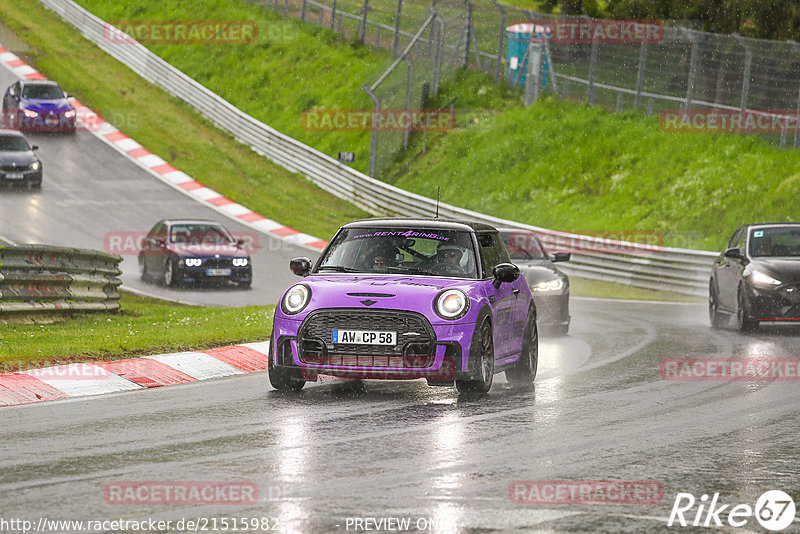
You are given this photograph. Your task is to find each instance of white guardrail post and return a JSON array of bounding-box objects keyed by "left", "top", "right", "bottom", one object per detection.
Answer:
[{"left": 38, "top": 0, "right": 717, "bottom": 297}]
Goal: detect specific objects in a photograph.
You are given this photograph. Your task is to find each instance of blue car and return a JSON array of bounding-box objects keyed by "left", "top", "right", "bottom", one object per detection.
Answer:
[{"left": 2, "top": 80, "right": 76, "bottom": 133}]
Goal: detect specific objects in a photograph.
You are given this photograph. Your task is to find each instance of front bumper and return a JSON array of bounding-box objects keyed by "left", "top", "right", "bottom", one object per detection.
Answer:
[
  {"left": 531, "top": 291, "right": 570, "bottom": 327},
  {"left": 272, "top": 309, "right": 477, "bottom": 381},
  {"left": 743, "top": 283, "right": 800, "bottom": 322},
  {"left": 176, "top": 265, "right": 252, "bottom": 285},
  {"left": 0, "top": 168, "right": 42, "bottom": 187},
  {"left": 14, "top": 113, "right": 76, "bottom": 132}
]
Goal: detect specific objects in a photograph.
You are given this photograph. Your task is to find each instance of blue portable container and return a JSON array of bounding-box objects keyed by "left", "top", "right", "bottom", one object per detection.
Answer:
[{"left": 506, "top": 22, "right": 551, "bottom": 88}]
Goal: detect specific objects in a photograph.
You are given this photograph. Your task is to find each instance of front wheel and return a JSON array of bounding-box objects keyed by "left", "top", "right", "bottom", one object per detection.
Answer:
[
  {"left": 163, "top": 259, "right": 179, "bottom": 287},
  {"left": 268, "top": 334, "right": 305, "bottom": 391},
  {"left": 709, "top": 282, "right": 728, "bottom": 328},
  {"left": 456, "top": 319, "right": 494, "bottom": 394},
  {"left": 737, "top": 289, "right": 758, "bottom": 333},
  {"left": 506, "top": 308, "right": 538, "bottom": 386}
]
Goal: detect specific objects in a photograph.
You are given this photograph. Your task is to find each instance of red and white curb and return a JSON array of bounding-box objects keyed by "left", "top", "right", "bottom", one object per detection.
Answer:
[
  {"left": 0, "top": 43, "right": 329, "bottom": 252},
  {"left": 0, "top": 342, "right": 270, "bottom": 407}
]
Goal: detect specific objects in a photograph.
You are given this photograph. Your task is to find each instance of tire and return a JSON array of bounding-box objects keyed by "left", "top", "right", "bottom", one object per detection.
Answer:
[
  {"left": 139, "top": 256, "right": 149, "bottom": 282},
  {"left": 456, "top": 318, "right": 494, "bottom": 394},
  {"left": 506, "top": 308, "right": 538, "bottom": 386},
  {"left": 237, "top": 280, "right": 252, "bottom": 289},
  {"left": 737, "top": 289, "right": 758, "bottom": 333},
  {"left": 163, "top": 259, "right": 177, "bottom": 287},
  {"left": 268, "top": 334, "right": 305, "bottom": 391},
  {"left": 708, "top": 281, "right": 728, "bottom": 328}
]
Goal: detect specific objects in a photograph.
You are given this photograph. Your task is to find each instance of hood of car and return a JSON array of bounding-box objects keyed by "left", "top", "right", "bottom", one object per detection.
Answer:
[
  {"left": 0, "top": 151, "right": 37, "bottom": 166},
  {"left": 167, "top": 243, "right": 248, "bottom": 258},
  {"left": 749, "top": 258, "right": 800, "bottom": 283},
  {"left": 20, "top": 98, "right": 74, "bottom": 113},
  {"left": 288, "top": 274, "right": 480, "bottom": 318},
  {"left": 516, "top": 262, "right": 564, "bottom": 284}
]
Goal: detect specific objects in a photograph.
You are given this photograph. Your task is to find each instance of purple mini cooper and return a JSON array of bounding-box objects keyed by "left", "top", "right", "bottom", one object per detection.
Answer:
[{"left": 269, "top": 218, "right": 538, "bottom": 393}]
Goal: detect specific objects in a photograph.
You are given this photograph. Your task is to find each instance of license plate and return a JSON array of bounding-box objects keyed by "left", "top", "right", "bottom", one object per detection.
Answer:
[
  {"left": 5, "top": 172, "right": 23, "bottom": 180},
  {"left": 45, "top": 116, "right": 58, "bottom": 125},
  {"left": 332, "top": 330, "right": 396, "bottom": 345},
  {"left": 206, "top": 268, "right": 231, "bottom": 276}
]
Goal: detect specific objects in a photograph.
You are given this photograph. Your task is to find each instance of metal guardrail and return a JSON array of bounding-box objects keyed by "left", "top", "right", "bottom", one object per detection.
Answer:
[
  {"left": 39, "top": 0, "right": 717, "bottom": 297},
  {"left": 0, "top": 244, "right": 122, "bottom": 317}
]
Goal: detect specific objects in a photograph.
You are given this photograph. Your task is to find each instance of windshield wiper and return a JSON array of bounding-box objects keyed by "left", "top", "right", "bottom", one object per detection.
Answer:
[{"left": 317, "top": 265, "right": 359, "bottom": 273}]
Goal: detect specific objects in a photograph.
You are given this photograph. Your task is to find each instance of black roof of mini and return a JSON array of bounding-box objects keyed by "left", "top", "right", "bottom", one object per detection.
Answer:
[{"left": 342, "top": 217, "right": 497, "bottom": 232}]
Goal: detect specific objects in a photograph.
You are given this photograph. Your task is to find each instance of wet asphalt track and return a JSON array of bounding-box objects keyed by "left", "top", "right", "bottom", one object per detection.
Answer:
[
  {"left": 2, "top": 45, "right": 800, "bottom": 534},
  {"left": 2, "top": 299, "right": 800, "bottom": 533}
]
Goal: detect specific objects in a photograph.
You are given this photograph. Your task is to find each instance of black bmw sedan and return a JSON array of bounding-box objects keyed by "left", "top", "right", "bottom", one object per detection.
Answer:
[
  {"left": 709, "top": 222, "right": 800, "bottom": 332},
  {"left": 0, "top": 130, "right": 41, "bottom": 190},
  {"left": 499, "top": 228, "right": 571, "bottom": 335}
]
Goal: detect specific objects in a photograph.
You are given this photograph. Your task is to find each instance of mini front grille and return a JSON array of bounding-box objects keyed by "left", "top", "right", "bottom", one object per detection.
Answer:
[
  {"left": 298, "top": 309, "right": 436, "bottom": 366},
  {"left": 203, "top": 258, "right": 233, "bottom": 268}
]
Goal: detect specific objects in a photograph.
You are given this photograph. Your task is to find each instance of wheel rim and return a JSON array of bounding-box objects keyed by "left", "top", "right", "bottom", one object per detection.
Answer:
[
  {"left": 479, "top": 322, "right": 492, "bottom": 382},
  {"left": 709, "top": 286, "right": 717, "bottom": 320},
  {"left": 528, "top": 322, "right": 538, "bottom": 369},
  {"left": 165, "top": 261, "right": 173, "bottom": 286},
  {"left": 737, "top": 291, "right": 747, "bottom": 328}
]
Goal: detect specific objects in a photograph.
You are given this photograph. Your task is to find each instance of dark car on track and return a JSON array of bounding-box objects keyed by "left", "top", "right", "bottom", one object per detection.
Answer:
[
  {"left": 2, "top": 80, "right": 76, "bottom": 133},
  {"left": 139, "top": 219, "right": 252, "bottom": 288},
  {"left": 269, "top": 217, "right": 538, "bottom": 393},
  {"left": 499, "top": 228, "right": 571, "bottom": 335},
  {"left": 709, "top": 222, "right": 800, "bottom": 332},
  {"left": 0, "top": 130, "right": 42, "bottom": 190}
]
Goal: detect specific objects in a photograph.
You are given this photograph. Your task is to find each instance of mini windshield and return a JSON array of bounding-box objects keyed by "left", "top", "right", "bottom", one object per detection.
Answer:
[
  {"left": 0, "top": 135, "right": 30, "bottom": 151},
  {"left": 749, "top": 227, "right": 800, "bottom": 258},
  {"left": 169, "top": 224, "right": 233, "bottom": 245},
  {"left": 21, "top": 84, "right": 65, "bottom": 100},
  {"left": 317, "top": 227, "right": 478, "bottom": 278},
  {"left": 502, "top": 230, "right": 547, "bottom": 260}
]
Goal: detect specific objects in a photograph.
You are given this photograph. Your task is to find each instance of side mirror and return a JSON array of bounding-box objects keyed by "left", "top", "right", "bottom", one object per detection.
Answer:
[
  {"left": 64, "top": 92, "right": 71, "bottom": 99},
  {"left": 290, "top": 257, "right": 312, "bottom": 277},
  {"left": 235, "top": 238, "right": 245, "bottom": 248},
  {"left": 30, "top": 145, "right": 38, "bottom": 151},
  {"left": 551, "top": 251, "right": 571, "bottom": 262},
  {"left": 153, "top": 238, "right": 166, "bottom": 247},
  {"left": 492, "top": 262, "right": 519, "bottom": 288},
  {"left": 724, "top": 247, "right": 743, "bottom": 260}
]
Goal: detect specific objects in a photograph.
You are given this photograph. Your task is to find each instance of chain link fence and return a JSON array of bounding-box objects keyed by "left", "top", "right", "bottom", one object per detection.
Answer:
[{"left": 259, "top": 0, "right": 800, "bottom": 174}]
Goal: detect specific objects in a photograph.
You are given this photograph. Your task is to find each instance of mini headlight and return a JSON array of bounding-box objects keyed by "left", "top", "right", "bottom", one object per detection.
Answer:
[
  {"left": 29, "top": 162, "right": 40, "bottom": 171},
  {"left": 532, "top": 278, "right": 565, "bottom": 292},
  {"left": 185, "top": 258, "right": 202, "bottom": 267},
  {"left": 232, "top": 258, "right": 249, "bottom": 267},
  {"left": 22, "top": 109, "right": 39, "bottom": 118},
  {"left": 749, "top": 270, "right": 781, "bottom": 287},
  {"left": 63, "top": 110, "right": 76, "bottom": 118},
  {"left": 435, "top": 289, "right": 469, "bottom": 320},
  {"left": 282, "top": 284, "right": 311, "bottom": 314}
]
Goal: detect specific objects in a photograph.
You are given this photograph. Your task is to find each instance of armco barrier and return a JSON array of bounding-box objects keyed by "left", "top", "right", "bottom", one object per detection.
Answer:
[
  {"left": 0, "top": 244, "right": 122, "bottom": 316},
  {"left": 38, "top": 0, "right": 717, "bottom": 297}
]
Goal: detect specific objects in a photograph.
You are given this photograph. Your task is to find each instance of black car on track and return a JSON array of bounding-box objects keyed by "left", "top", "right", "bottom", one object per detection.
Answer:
[
  {"left": 0, "top": 129, "right": 41, "bottom": 190},
  {"left": 499, "top": 228, "right": 571, "bottom": 335},
  {"left": 139, "top": 219, "right": 253, "bottom": 288},
  {"left": 709, "top": 222, "right": 800, "bottom": 332}
]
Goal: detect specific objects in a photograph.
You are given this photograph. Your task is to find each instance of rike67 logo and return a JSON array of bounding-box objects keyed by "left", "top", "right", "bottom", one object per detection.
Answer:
[{"left": 668, "top": 490, "right": 796, "bottom": 531}]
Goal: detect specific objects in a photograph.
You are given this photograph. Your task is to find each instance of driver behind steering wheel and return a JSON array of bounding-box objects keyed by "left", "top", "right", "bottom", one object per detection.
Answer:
[{"left": 435, "top": 243, "right": 465, "bottom": 273}]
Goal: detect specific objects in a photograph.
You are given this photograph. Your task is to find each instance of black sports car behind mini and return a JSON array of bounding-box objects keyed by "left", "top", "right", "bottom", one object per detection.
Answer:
[
  {"left": 0, "top": 130, "right": 41, "bottom": 190},
  {"left": 709, "top": 222, "right": 800, "bottom": 332},
  {"left": 499, "top": 228, "right": 571, "bottom": 335}
]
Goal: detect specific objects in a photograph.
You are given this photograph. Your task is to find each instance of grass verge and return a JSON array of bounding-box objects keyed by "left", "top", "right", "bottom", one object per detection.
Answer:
[{"left": 0, "top": 291, "right": 273, "bottom": 369}]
